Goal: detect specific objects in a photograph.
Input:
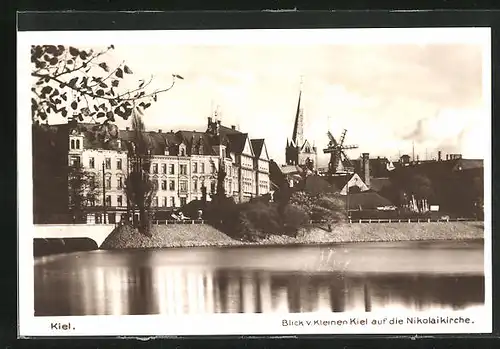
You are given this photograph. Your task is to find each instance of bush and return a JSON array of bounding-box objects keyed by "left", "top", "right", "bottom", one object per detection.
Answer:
[{"left": 283, "top": 204, "right": 310, "bottom": 235}]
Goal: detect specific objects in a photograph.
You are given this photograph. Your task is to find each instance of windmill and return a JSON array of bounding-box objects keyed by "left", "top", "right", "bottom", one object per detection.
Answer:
[{"left": 323, "top": 129, "right": 358, "bottom": 174}]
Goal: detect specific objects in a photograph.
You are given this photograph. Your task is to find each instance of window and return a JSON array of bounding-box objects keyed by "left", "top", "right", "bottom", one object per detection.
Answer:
[
  {"left": 193, "top": 179, "right": 198, "bottom": 191},
  {"left": 152, "top": 163, "right": 158, "bottom": 174},
  {"left": 153, "top": 196, "right": 158, "bottom": 207},
  {"left": 161, "top": 180, "right": 167, "bottom": 190},
  {"left": 180, "top": 197, "right": 187, "bottom": 206},
  {"left": 70, "top": 139, "right": 75, "bottom": 149},
  {"left": 105, "top": 157, "right": 111, "bottom": 170},
  {"left": 193, "top": 162, "right": 198, "bottom": 173},
  {"left": 117, "top": 159, "right": 122, "bottom": 170},
  {"left": 106, "top": 177, "right": 111, "bottom": 190},
  {"left": 152, "top": 180, "right": 159, "bottom": 191},
  {"left": 117, "top": 195, "right": 123, "bottom": 207},
  {"left": 70, "top": 156, "right": 80, "bottom": 167},
  {"left": 105, "top": 195, "right": 111, "bottom": 207},
  {"left": 210, "top": 181, "right": 216, "bottom": 194},
  {"left": 162, "top": 164, "right": 167, "bottom": 174},
  {"left": 76, "top": 139, "right": 80, "bottom": 149},
  {"left": 117, "top": 176, "right": 123, "bottom": 189},
  {"left": 162, "top": 197, "right": 167, "bottom": 207},
  {"left": 200, "top": 163, "right": 205, "bottom": 173},
  {"left": 222, "top": 148, "right": 226, "bottom": 158},
  {"left": 180, "top": 180, "right": 188, "bottom": 192},
  {"left": 89, "top": 157, "right": 95, "bottom": 169},
  {"left": 169, "top": 180, "right": 175, "bottom": 191},
  {"left": 169, "top": 164, "right": 175, "bottom": 174},
  {"left": 180, "top": 147, "right": 186, "bottom": 156},
  {"left": 180, "top": 164, "right": 187, "bottom": 175},
  {"left": 211, "top": 162, "right": 216, "bottom": 173},
  {"left": 170, "top": 197, "right": 175, "bottom": 207}
]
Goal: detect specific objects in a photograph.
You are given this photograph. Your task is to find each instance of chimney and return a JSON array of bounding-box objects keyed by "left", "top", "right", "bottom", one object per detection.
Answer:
[
  {"left": 125, "top": 127, "right": 129, "bottom": 131},
  {"left": 362, "top": 153, "right": 370, "bottom": 188},
  {"left": 231, "top": 125, "right": 236, "bottom": 130},
  {"left": 438, "top": 151, "right": 442, "bottom": 161},
  {"left": 170, "top": 130, "right": 173, "bottom": 133},
  {"left": 158, "top": 129, "right": 162, "bottom": 133}
]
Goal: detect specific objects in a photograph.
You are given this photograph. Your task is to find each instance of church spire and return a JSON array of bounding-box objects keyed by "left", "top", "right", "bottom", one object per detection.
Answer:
[{"left": 291, "top": 76, "right": 304, "bottom": 147}]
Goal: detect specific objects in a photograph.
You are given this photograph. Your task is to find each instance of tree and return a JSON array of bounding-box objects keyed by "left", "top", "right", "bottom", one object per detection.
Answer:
[
  {"left": 68, "top": 162, "right": 100, "bottom": 223},
  {"left": 124, "top": 110, "right": 156, "bottom": 236},
  {"left": 31, "top": 44, "right": 183, "bottom": 124}
]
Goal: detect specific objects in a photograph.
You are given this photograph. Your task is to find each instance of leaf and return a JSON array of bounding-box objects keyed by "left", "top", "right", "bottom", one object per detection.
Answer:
[
  {"left": 61, "top": 108, "right": 68, "bottom": 117},
  {"left": 153, "top": 94, "right": 157, "bottom": 102},
  {"left": 79, "top": 50, "right": 88, "bottom": 60},
  {"left": 41, "top": 86, "right": 53, "bottom": 95},
  {"left": 106, "top": 111, "right": 114, "bottom": 119},
  {"left": 71, "top": 101, "right": 78, "bottom": 110},
  {"left": 50, "top": 89, "right": 59, "bottom": 97},
  {"left": 94, "top": 105, "right": 99, "bottom": 112},
  {"left": 67, "top": 59, "right": 73, "bottom": 64},
  {"left": 61, "top": 93, "right": 67, "bottom": 101},
  {"left": 49, "top": 57, "right": 59, "bottom": 65},
  {"left": 109, "top": 44, "right": 115, "bottom": 49},
  {"left": 111, "top": 80, "right": 119, "bottom": 87},
  {"left": 109, "top": 99, "right": 117, "bottom": 106},
  {"left": 97, "top": 112, "right": 105, "bottom": 118},
  {"left": 124, "top": 65, "right": 133, "bottom": 74},
  {"left": 139, "top": 80, "right": 145, "bottom": 88},
  {"left": 174, "top": 74, "right": 184, "bottom": 80},
  {"left": 98, "top": 62, "right": 110, "bottom": 72},
  {"left": 69, "top": 47, "right": 79, "bottom": 57},
  {"left": 116, "top": 68, "right": 124, "bottom": 79},
  {"left": 99, "top": 82, "right": 108, "bottom": 88},
  {"left": 68, "top": 77, "right": 78, "bottom": 88},
  {"left": 96, "top": 89, "right": 104, "bottom": 96}
]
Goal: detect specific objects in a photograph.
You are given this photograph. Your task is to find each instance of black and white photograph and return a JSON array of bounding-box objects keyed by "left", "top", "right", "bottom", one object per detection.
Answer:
[{"left": 18, "top": 27, "right": 491, "bottom": 336}]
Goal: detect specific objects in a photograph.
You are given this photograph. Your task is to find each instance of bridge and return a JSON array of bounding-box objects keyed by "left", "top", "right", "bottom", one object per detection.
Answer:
[{"left": 34, "top": 224, "right": 116, "bottom": 247}]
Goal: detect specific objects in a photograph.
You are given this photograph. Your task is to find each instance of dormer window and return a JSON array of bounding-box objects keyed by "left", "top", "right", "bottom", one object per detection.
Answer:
[{"left": 179, "top": 144, "right": 186, "bottom": 157}]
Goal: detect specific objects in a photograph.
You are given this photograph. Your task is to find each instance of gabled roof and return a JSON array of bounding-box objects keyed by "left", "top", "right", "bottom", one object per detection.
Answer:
[
  {"left": 341, "top": 191, "right": 394, "bottom": 210},
  {"left": 226, "top": 133, "right": 249, "bottom": 155},
  {"left": 250, "top": 139, "right": 265, "bottom": 158}
]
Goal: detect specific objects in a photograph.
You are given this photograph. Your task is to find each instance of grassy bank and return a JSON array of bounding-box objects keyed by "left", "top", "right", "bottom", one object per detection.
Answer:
[{"left": 100, "top": 221, "right": 484, "bottom": 249}]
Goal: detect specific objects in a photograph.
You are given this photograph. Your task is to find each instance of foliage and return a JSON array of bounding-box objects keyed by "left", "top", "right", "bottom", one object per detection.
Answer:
[
  {"left": 124, "top": 110, "right": 157, "bottom": 236},
  {"left": 68, "top": 162, "right": 101, "bottom": 222},
  {"left": 31, "top": 44, "right": 183, "bottom": 123},
  {"left": 311, "top": 193, "right": 347, "bottom": 223}
]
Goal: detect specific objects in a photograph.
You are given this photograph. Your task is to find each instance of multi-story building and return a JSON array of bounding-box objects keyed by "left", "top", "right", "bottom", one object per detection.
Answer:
[{"left": 34, "top": 114, "right": 271, "bottom": 224}]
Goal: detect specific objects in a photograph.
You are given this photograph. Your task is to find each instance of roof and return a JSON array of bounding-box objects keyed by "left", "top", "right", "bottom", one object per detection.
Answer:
[
  {"left": 250, "top": 139, "right": 265, "bottom": 158},
  {"left": 226, "top": 133, "right": 249, "bottom": 155},
  {"left": 369, "top": 177, "right": 392, "bottom": 192},
  {"left": 341, "top": 190, "right": 394, "bottom": 210},
  {"left": 303, "top": 175, "right": 335, "bottom": 196}
]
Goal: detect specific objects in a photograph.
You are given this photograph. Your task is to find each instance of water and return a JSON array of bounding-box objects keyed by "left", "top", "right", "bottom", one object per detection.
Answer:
[{"left": 34, "top": 240, "right": 484, "bottom": 316}]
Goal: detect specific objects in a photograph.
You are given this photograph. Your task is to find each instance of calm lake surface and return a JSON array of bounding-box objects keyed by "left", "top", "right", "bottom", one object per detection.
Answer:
[{"left": 34, "top": 240, "right": 484, "bottom": 316}]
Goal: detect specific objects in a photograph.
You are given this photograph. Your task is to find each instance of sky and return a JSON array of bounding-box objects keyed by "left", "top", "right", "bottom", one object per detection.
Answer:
[{"left": 37, "top": 30, "right": 490, "bottom": 166}]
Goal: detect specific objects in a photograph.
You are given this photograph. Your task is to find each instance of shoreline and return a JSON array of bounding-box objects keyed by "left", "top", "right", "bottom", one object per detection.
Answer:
[
  {"left": 99, "top": 237, "right": 484, "bottom": 251},
  {"left": 99, "top": 221, "right": 485, "bottom": 250}
]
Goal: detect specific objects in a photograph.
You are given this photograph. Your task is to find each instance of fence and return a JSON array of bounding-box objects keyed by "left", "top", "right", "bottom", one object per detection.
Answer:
[
  {"left": 150, "top": 219, "right": 206, "bottom": 225},
  {"left": 307, "top": 218, "right": 479, "bottom": 224}
]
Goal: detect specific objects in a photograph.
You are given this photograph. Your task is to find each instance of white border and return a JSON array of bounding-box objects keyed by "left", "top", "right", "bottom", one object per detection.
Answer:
[{"left": 17, "top": 28, "right": 492, "bottom": 337}]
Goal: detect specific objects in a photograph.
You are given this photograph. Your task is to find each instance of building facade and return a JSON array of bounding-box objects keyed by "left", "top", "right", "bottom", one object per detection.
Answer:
[{"left": 34, "top": 115, "right": 271, "bottom": 224}]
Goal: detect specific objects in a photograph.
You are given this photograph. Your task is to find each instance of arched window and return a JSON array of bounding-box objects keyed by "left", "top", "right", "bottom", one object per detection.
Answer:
[
  {"left": 70, "top": 139, "right": 75, "bottom": 149},
  {"left": 76, "top": 139, "right": 80, "bottom": 149}
]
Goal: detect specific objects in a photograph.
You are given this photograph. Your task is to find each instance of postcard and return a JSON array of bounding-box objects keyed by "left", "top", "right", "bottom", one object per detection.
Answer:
[{"left": 17, "top": 27, "right": 491, "bottom": 337}]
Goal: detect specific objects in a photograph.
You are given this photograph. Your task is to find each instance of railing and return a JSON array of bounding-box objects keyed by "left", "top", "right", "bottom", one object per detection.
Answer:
[
  {"left": 151, "top": 219, "right": 205, "bottom": 225},
  {"left": 309, "top": 218, "right": 479, "bottom": 224}
]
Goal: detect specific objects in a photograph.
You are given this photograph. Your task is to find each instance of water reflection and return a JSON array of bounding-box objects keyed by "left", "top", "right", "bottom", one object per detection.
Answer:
[{"left": 35, "top": 258, "right": 484, "bottom": 316}]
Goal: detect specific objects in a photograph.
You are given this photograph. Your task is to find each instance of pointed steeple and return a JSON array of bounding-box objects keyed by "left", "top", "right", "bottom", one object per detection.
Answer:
[{"left": 292, "top": 78, "right": 304, "bottom": 148}]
